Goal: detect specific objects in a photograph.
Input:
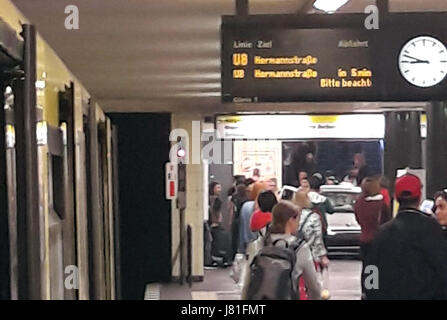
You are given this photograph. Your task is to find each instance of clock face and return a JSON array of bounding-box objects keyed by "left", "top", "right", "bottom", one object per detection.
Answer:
[{"left": 398, "top": 36, "right": 447, "bottom": 88}]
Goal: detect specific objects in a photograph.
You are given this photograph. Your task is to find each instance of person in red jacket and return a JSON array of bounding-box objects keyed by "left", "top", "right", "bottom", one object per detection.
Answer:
[
  {"left": 380, "top": 188, "right": 391, "bottom": 208},
  {"left": 354, "top": 175, "right": 391, "bottom": 299},
  {"left": 379, "top": 176, "right": 391, "bottom": 208}
]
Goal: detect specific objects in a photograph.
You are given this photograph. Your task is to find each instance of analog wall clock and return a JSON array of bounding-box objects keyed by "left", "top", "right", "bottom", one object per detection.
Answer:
[{"left": 398, "top": 36, "right": 447, "bottom": 88}]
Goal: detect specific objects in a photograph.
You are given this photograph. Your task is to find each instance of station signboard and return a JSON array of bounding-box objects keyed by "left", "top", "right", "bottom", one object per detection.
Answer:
[{"left": 221, "top": 13, "right": 447, "bottom": 103}]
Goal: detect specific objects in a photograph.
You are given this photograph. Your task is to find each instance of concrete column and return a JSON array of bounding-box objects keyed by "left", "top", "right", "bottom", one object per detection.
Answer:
[
  {"left": 171, "top": 113, "right": 205, "bottom": 281},
  {"left": 425, "top": 102, "right": 447, "bottom": 198},
  {"left": 384, "top": 111, "right": 422, "bottom": 196}
]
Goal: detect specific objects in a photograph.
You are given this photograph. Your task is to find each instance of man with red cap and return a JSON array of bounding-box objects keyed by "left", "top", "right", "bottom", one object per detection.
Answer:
[{"left": 366, "top": 174, "right": 447, "bottom": 300}]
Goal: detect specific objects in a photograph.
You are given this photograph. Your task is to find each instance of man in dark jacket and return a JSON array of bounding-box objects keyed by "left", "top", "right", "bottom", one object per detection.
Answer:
[{"left": 366, "top": 174, "right": 447, "bottom": 300}]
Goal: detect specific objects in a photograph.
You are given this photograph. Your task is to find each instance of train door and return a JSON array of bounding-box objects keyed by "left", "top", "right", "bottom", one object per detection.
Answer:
[
  {"left": 98, "top": 118, "right": 116, "bottom": 299},
  {"left": 34, "top": 83, "right": 76, "bottom": 299},
  {"left": 0, "top": 79, "right": 19, "bottom": 300},
  {"left": 74, "top": 100, "right": 91, "bottom": 300},
  {"left": 97, "top": 121, "right": 108, "bottom": 298},
  {"left": 0, "top": 18, "right": 22, "bottom": 300},
  {"left": 1, "top": 22, "right": 42, "bottom": 300},
  {"left": 85, "top": 102, "right": 104, "bottom": 299},
  {"left": 111, "top": 124, "right": 122, "bottom": 300},
  {"left": 39, "top": 119, "right": 65, "bottom": 299},
  {"left": 57, "top": 84, "right": 78, "bottom": 299},
  {"left": 84, "top": 105, "right": 119, "bottom": 299}
]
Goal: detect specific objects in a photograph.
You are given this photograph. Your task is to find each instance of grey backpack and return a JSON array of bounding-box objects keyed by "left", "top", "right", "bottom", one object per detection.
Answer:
[{"left": 246, "top": 234, "right": 305, "bottom": 300}]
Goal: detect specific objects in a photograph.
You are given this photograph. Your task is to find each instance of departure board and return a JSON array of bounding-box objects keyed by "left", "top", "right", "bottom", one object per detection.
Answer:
[
  {"left": 222, "top": 28, "right": 379, "bottom": 103},
  {"left": 221, "top": 14, "right": 447, "bottom": 103}
]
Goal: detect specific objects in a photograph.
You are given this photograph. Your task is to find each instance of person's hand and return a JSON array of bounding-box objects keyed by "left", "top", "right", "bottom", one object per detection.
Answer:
[{"left": 320, "top": 255, "right": 330, "bottom": 269}]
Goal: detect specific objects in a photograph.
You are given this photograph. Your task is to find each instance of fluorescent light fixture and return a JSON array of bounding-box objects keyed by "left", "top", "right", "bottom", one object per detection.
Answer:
[
  {"left": 313, "top": 0, "right": 350, "bottom": 13},
  {"left": 36, "top": 121, "right": 48, "bottom": 146},
  {"left": 6, "top": 125, "right": 15, "bottom": 149},
  {"left": 35, "top": 80, "right": 46, "bottom": 89}
]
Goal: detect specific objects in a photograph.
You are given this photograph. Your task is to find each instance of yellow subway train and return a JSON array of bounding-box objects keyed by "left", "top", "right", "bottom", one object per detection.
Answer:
[{"left": 0, "top": 0, "right": 119, "bottom": 300}]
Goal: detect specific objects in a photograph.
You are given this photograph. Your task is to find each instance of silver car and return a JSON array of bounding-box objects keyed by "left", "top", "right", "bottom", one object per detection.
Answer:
[{"left": 320, "top": 184, "right": 362, "bottom": 256}]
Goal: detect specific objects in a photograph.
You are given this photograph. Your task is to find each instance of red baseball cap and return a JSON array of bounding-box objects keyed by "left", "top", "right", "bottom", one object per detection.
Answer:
[
  {"left": 250, "top": 211, "right": 272, "bottom": 231},
  {"left": 395, "top": 174, "right": 422, "bottom": 200}
]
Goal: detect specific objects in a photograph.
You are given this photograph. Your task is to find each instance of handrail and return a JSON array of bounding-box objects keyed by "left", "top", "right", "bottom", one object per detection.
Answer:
[{"left": 186, "top": 225, "right": 192, "bottom": 287}]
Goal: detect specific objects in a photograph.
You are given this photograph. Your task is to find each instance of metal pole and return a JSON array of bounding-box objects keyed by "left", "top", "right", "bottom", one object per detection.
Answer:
[
  {"left": 179, "top": 208, "right": 185, "bottom": 284},
  {"left": 187, "top": 225, "right": 192, "bottom": 287},
  {"left": 236, "top": 0, "right": 249, "bottom": 16},
  {"left": 377, "top": 0, "right": 389, "bottom": 14},
  {"left": 177, "top": 163, "right": 187, "bottom": 284}
]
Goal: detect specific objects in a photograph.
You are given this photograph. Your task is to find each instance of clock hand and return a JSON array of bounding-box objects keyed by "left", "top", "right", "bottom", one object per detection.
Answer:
[
  {"left": 403, "top": 54, "right": 421, "bottom": 60},
  {"left": 403, "top": 54, "right": 430, "bottom": 64}
]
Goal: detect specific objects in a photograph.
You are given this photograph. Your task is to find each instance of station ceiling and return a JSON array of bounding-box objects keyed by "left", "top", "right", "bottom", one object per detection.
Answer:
[{"left": 11, "top": 0, "right": 446, "bottom": 114}]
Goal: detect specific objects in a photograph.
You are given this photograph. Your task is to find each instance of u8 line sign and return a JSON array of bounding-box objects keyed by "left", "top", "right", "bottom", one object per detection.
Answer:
[{"left": 221, "top": 13, "right": 447, "bottom": 103}]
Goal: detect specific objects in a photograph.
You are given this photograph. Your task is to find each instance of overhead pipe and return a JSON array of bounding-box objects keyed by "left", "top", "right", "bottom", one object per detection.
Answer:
[
  {"left": 236, "top": 0, "right": 249, "bottom": 16},
  {"left": 377, "top": 0, "right": 389, "bottom": 14}
]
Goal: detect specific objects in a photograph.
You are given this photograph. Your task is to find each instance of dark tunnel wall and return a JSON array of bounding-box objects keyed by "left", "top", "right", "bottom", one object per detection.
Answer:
[{"left": 110, "top": 113, "right": 171, "bottom": 300}]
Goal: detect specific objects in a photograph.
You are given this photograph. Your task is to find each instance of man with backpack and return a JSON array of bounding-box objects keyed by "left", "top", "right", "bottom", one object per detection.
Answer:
[
  {"left": 245, "top": 201, "right": 322, "bottom": 300},
  {"left": 238, "top": 190, "right": 277, "bottom": 297}
]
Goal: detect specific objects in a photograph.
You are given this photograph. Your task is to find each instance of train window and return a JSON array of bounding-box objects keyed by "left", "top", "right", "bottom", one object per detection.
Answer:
[{"left": 50, "top": 154, "right": 65, "bottom": 220}]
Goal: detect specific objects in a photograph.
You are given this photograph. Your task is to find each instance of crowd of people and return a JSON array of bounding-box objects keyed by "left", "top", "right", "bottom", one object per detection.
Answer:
[
  {"left": 205, "top": 169, "right": 335, "bottom": 299},
  {"left": 205, "top": 164, "right": 447, "bottom": 299}
]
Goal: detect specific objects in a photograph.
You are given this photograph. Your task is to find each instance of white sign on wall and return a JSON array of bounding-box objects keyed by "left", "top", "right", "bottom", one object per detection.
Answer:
[
  {"left": 217, "top": 114, "right": 385, "bottom": 140},
  {"left": 217, "top": 114, "right": 428, "bottom": 140},
  {"left": 165, "top": 162, "right": 178, "bottom": 200}
]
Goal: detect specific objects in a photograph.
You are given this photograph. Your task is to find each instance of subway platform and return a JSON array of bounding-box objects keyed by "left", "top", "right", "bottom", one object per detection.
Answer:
[{"left": 146, "top": 259, "right": 362, "bottom": 300}]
